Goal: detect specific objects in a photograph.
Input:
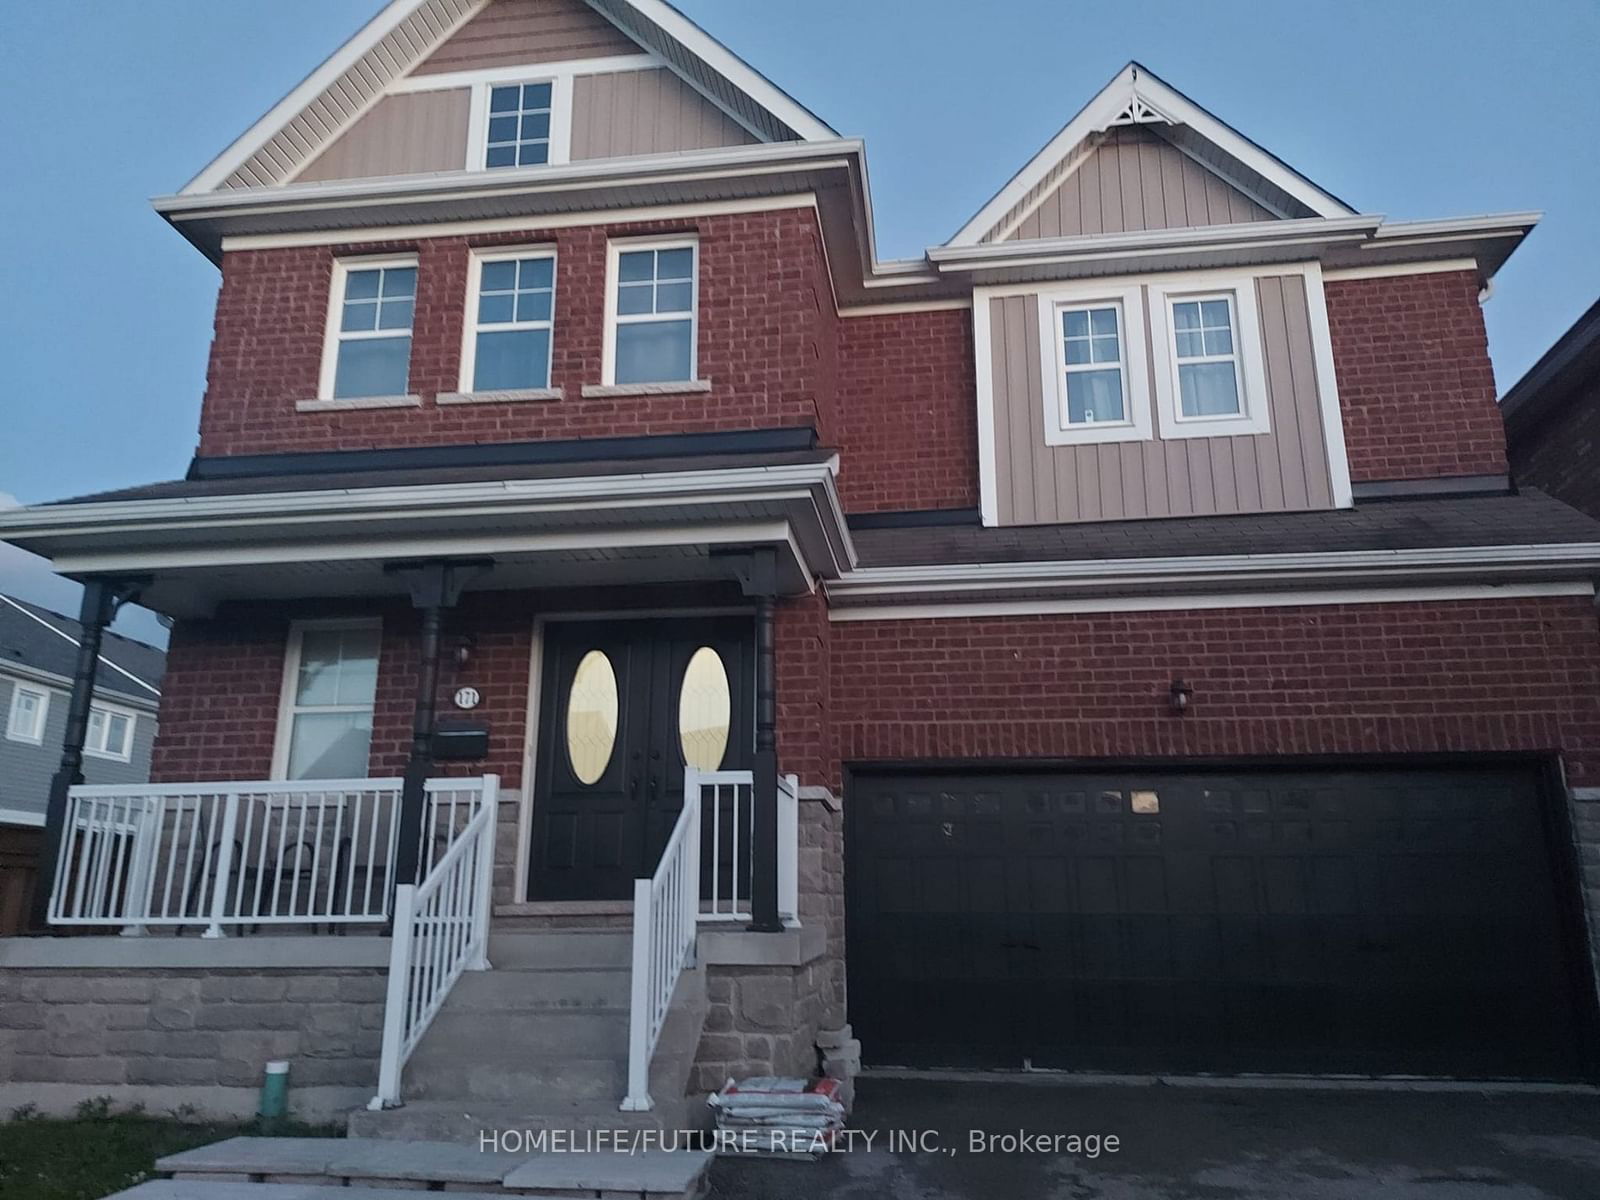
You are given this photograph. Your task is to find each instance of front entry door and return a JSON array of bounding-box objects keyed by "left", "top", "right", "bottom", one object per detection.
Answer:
[{"left": 528, "top": 617, "right": 753, "bottom": 900}]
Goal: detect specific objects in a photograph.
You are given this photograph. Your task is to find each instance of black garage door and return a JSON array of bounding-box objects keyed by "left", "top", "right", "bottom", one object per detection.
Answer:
[{"left": 846, "top": 765, "right": 1593, "bottom": 1079}]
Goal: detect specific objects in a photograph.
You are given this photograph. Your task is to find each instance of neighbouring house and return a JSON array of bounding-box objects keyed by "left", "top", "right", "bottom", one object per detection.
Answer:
[
  {"left": 0, "top": 0, "right": 1597, "bottom": 1140},
  {"left": 0, "top": 595, "right": 163, "bottom": 935},
  {"left": 1502, "top": 296, "right": 1600, "bottom": 518}
]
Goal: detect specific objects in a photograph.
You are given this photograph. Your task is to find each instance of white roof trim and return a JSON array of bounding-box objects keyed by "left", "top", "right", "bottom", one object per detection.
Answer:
[
  {"left": 947, "top": 62, "right": 1356, "bottom": 248},
  {"left": 179, "top": 0, "right": 833, "bottom": 198},
  {"left": 594, "top": 0, "right": 834, "bottom": 142},
  {"left": 181, "top": 0, "right": 486, "bottom": 195}
]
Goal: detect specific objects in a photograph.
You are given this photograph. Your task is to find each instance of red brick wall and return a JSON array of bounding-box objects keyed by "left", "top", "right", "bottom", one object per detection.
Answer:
[
  {"left": 152, "top": 595, "right": 533, "bottom": 788},
  {"left": 197, "top": 207, "right": 836, "bottom": 456},
  {"left": 835, "top": 309, "right": 978, "bottom": 512},
  {"left": 825, "top": 595, "right": 1600, "bottom": 790},
  {"left": 1509, "top": 386, "right": 1600, "bottom": 520},
  {"left": 1326, "top": 270, "right": 1507, "bottom": 482}
]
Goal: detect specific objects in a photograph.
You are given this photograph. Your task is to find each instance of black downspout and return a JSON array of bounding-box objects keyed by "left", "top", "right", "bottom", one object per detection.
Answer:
[
  {"left": 746, "top": 552, "right": 783, "bottom": 933},
  {"left": 29, "top": 578, "right": 141, "bottom": 933},
  {"left": 387, "top": 559, "right": 491, "bottom": 892}
]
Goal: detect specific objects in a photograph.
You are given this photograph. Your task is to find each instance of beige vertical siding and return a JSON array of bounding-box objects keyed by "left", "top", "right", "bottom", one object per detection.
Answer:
[
  {"left": 1002, "top": 126, "right": 1275, "bottom": 241},
  {"left": 413, "top": 0, "right": 639, "bottom": 74},
  {"left": 989, "top": 274, "right": 1333, "bottom": 526},
  {"left": 570, "top": 69, "right": 756, "bottom": 159},
  {"left": 295, "top": 90, "right": 471, "bottom": 182}
]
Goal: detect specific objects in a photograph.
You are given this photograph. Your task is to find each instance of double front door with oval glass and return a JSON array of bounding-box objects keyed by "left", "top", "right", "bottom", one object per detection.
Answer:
[{"left": 527, "top": 617, "right": 754, "bottom": 901}]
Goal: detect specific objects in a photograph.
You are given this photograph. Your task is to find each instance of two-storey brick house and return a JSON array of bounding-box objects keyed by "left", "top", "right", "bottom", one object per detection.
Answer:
[{"left": 3, "top": 0, "right": 1598, "bottom": 1131}]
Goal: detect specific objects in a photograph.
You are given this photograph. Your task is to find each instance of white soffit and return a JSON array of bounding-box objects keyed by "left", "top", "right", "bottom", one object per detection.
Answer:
[
  {"left": 948, "top": 61, "right": 1357, "bottom": 248},
  {"left": 179, "top": 0, "right": 835, "bottom": 197}
]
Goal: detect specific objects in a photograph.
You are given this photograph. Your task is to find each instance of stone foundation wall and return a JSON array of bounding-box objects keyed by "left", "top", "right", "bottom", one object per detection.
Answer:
[
  {"left": 692, "top": 961, "right": 829, "bottom": 1094},
  {"left": 797, "top": 795, "right": 845, "bottom": 1029},
  {"left": 0, "top": 968, "right": 385, "bottom": 1122}
]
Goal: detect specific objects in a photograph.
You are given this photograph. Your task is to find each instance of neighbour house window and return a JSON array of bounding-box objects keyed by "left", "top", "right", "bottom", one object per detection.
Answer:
[
  {"left": 485, "top": 82, "right": 553, "bottom": 168},
  {"left": 463, "top": 251, "right": 556, "bottom": 391},
  {"left": 1170, "top": 296, "right": 1242, "bottom": 418},
  {"left": 277, "top": 623, "right": 381, "bottom": 781},
  {"left": 324, "top": 260, "right": 417, "bottom": 400},
  {"left": 1058, "top": 303, "right": 1129, "bottom": 426},
  {"left": 5, "top": 685, "right": 48, "bottom": 744},
  {"left": 84, "top": 705, "right": 135, "bottom": 762},
  {"left": 607, "top": 241, "right": 697, "bottom": 385}
]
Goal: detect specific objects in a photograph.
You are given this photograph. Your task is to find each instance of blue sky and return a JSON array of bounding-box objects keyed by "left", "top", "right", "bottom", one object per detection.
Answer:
[{"left": 1, "top": 0, "right": 1596, "bottom": 645}]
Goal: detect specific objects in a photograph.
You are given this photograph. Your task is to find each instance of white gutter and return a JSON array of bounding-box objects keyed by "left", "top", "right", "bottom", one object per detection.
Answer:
[{"left": 829, "top": 543, "right": 1600, "bottom": 601}]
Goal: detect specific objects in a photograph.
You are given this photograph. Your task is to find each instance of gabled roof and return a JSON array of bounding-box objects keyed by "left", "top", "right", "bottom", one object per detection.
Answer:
[
  {"left": 0, "top": 594, "right": 164, "bottom": 703},
  {"left": 181, "top": 0, "right": 835, "bottom": 195},
  {"left": 948, "top": 62, "right": 1356, "bottom": 248}
]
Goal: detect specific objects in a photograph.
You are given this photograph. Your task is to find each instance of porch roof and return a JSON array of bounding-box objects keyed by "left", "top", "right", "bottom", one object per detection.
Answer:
[{"left": 0, "top": 445, "right": 852, "bottom": 619}]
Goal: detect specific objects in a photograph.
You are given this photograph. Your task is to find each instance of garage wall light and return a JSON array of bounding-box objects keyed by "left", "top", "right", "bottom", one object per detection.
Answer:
[{"left": 1169, "top": 678, "right": 1193, "bottom": 714}]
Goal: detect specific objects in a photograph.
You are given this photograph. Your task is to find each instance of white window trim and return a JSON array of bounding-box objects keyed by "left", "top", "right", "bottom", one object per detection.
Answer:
[
  {"left": 5, "top": 684, "right": 49, "bottom": 745},
  {"left": 466, "top": 75, "right": 572, "bottom": 172},
  {"left": 317, "top": 255, "right": 419, "bottom": 403},
  {"left": 601, "top": 236, "right": 700, "bottom": 388},
  {"left": 84, "top": 700, "right": 138, "bottom": 763},
  {"left": 271, "top": 618, "right": 382, "bottom": 783},
  {"left": 457, "top": 245, "right": 559, "bottom": 394},
  {"left": 1033, "top": 283, "right": 1152, "bottom": 446},
  {"left": 1149, "top": 277, "right": 1271, "bottom": 440}
]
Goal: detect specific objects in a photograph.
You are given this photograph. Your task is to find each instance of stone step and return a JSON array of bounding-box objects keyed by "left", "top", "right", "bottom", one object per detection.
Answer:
[
  {"left": 488, "top": 930, "right": 632, "bottom": 969},
  {"left": 443, "top": 964, "right": 631, "bottom": 1010},
  {"left": 346, "top": 1097, "right": 710, "bottom": 1143},
  {"left": 410, "top": 1006, "right": 632, "bottom": 1061},
  {"left": 153, "top": 1135, "right": 713, "bottom": 1197},
  {"left": 407, "top": 1053, "right": 630, "bottom": 1103}
]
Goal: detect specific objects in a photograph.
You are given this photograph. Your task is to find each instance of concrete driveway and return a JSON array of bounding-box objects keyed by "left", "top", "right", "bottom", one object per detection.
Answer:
[{"left": 708, "top": 1075, "right": 1600, "bottom": 1199}]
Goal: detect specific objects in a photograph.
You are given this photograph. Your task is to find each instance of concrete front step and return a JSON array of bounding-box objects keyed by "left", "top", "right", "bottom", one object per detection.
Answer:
[
  {"left": 152, "top": 1135, "right": 713, "bottom": 1198},
  {"left": 443, "top": 964, "right": 632, "bottom": 1011},
  {"left": 489, "top": 930, "right": 632, "bottom": 969},
  {"left": 346, "top": 1097, "right": 707, "bottom": 1143},
  {"left": 110, "top": 1185, "right": 514, "bottom": 1200}
]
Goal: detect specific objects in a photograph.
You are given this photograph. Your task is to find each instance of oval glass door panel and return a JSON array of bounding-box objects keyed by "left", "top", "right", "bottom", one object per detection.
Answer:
[
  {"left": 678, "top": 646, "right": 731, "bottom": 771},
  {"left": 566, "top": 650, "right": 618, "bottom": 785}
]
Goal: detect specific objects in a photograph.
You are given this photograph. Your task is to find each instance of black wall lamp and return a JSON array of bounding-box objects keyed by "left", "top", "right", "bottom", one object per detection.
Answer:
[{"left": 1169, "top": 678, "right": 1193, "bottom": 714}]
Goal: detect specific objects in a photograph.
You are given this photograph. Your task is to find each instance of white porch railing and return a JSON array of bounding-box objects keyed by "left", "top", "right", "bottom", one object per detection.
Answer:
[
  {"left": 371, "top": 774, "right": 499, "bottom": 1110},
  {"left": 620, "top": 767, "right": 800, "bottom": 1111},
  {"left": 48, "top": 777, "right": 493, "bottom": 936}
]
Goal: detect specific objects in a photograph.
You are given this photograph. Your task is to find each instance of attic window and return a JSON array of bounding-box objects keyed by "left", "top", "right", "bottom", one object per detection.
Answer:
[{"left": 486, "top": 82, "right": 553, "bottom": 168}]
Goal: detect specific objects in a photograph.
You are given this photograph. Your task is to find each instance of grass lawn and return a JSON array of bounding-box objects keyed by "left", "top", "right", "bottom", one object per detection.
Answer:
[{"left": 0, "top": 1099, "right": 342, "bottom": 1200}]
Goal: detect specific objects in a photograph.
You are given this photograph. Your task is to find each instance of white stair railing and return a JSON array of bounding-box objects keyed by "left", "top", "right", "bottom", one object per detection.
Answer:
[
  {"left": 620, "top": 767, "right": 704, "bottom": 1111},
  {"left": 370, "top": 774, "right": 499, "bottom": 1110}
]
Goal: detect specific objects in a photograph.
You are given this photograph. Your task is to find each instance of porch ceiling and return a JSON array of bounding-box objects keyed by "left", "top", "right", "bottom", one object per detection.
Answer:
[{"left": 0, "top": 458, "right": 852, "bottom": 619}]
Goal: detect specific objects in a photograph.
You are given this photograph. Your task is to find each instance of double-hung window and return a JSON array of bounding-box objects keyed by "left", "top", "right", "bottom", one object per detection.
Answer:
[
  {"left": 323, "top": 259, "right": 416, "bottom": 400},
  {"left": 485, "top": 82, "right": 552, "bottom": 168},
  {"left": 6, "top": 685, "right": 48, "bottom": 744},
  {"left": 606, "top": 240, "right": 697, "bottom": 385},
  {"left": 275, "top": 622, "right": 381, "bottom": 781},
  {"left": 462, "top": 251, "right": 556, "bottom": 392},
  {"left": 1037, "top": 283, "right": 1150, "bottom": 445},
  {"left": 85, "top": 705, "right": 135, "bottom": 762},
  {"left": 1150, "top": 279, "right": 1270, "bottom": 438}
]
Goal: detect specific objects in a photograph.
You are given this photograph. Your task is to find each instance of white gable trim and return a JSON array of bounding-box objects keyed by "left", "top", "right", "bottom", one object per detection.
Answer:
[
  {"left": 180, "top": 0, "right": 833, "bottom": 197},
  {"left": 948, "top": 63, "right": 1355, "bottom": 248},
  {"left": 182, "top": 0, "right": 487, "bottom": 195}
]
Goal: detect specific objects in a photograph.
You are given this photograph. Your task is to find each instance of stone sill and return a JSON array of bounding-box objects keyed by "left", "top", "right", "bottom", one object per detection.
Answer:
[
  {"left": 580, "top": 380, "right": 713, "bottom": 398},
  {"left": 296, "top": 394, "right": 420, "bottom": 412},
  {"left": 0, "top": 936, "right": 391, "bottom": 969},
  {"left": 697, "top": 922, "right": 823, "bottom": 968},
  {"left": 436, "top": 387, "right": 563, "bottom": 405}
]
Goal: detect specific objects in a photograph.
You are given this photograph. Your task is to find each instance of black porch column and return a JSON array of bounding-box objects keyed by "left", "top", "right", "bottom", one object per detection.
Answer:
[
  {"left": 741, "top": 549, "right": 783, "bottom": 933},
  {"left": 29, "top": 577, "right": 143, "bottom": 932},
  {"left": 386, "top": 559, "right": 491, "bottom": 889}
]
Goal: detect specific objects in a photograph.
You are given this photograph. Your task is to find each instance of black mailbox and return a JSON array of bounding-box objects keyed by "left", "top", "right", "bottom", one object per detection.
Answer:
[{"left": 432, "top": 720, "right": 489, "bottom": 761}]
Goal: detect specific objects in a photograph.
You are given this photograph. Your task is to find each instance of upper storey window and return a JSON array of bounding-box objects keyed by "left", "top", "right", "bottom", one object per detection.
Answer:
[
  {"left": 1060, "top": 303, "right": 1128, "bottom": 426},
  {"left": 605, "top": 240, "right": 698, "bottom": 385},
  {"left": 322, "top": 259, "right": 417, "bottom": 400},
  {"left": 486, "top": 82, "right": 553, "bottom": 169},
  {"left": 1039, "top": 283, "right": 1151, "bottom": 446},
  {"left": 461, "top": 250, "right": 557, "bottom": 392},
  {"left": 1171, "top": 297, "right": 1242, "bottom": 418}
]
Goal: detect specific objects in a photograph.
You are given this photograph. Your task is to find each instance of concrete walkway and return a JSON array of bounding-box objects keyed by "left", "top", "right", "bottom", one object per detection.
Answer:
[{"left": 708, "top": 1075, "right": 1600, "bottom": 1199}]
